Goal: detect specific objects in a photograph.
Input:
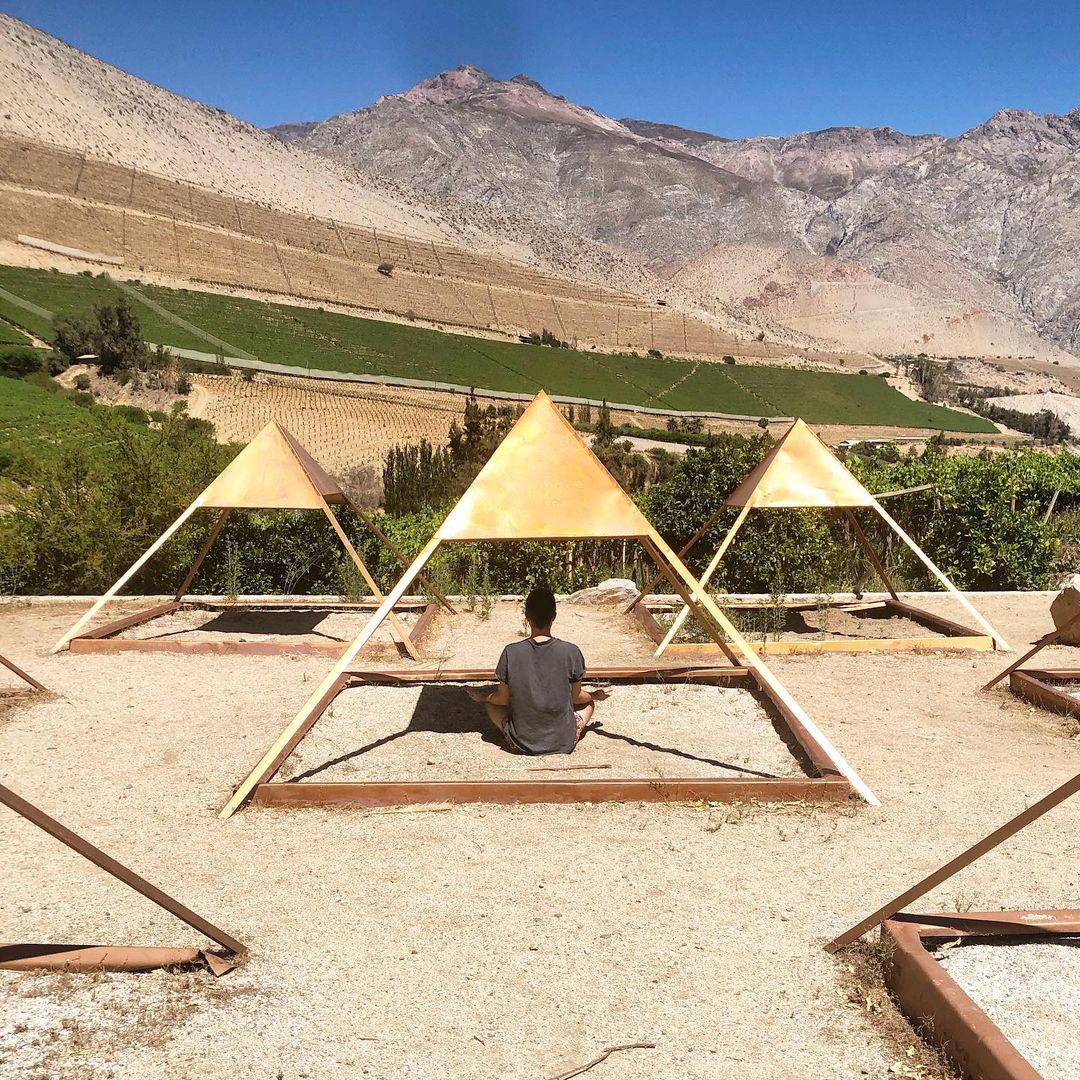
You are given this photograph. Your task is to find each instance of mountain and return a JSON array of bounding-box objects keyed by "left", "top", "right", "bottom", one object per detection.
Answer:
[
  {"left": 0, "top": 18, "right": 823, "bottom": 355},
  {"left": 274, "top": 67, "right": 1079, "bottom": 362}
]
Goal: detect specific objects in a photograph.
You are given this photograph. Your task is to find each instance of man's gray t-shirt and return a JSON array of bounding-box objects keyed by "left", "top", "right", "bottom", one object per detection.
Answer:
[{"left": 495, "top": 637, "right": 586, "bottom": 755}]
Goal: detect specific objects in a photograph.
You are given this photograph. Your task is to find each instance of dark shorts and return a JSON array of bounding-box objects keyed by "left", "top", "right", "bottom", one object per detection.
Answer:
[{"left": 503, "top": 711, "right": 588, "bottom": 754}]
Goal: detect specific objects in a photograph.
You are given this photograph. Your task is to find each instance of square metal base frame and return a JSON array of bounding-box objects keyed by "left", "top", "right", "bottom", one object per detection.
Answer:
[
  {"left": 67, "top": 597, "right": 439, "bottom": 658},
  {"left": 633, "top": 598, "right": 993, "bottom": 657},
  {"left": 1008, "top": 667, "right": 1080, "bottom": 718},
  {"left": 883, "top": 909, "right": 1080, "bottom": 1080},
  {"left": 247, "top": 664, "right": 853, "bottom": 809}
]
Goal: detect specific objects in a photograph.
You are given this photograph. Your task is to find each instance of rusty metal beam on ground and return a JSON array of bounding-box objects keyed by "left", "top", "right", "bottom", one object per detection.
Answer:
[
  {"left": 826, "top": 771, "right": 1080, "bottom": 952},
  {"left": 0, "top": 653, "right": 46, "bottom": 692},
  {"left": 0, "top": 783, "right": 246, "bottom": 961}
]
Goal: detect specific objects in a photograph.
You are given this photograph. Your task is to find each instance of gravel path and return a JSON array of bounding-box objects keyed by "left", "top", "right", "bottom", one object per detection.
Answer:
[{"left": 1, "top": 593, "right": 1078, "bottom": 1079}]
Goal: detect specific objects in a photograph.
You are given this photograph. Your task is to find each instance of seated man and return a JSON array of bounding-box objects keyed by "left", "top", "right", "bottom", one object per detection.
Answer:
[{"left": 468, "top": 587, "right": 609, "bottom": 754}]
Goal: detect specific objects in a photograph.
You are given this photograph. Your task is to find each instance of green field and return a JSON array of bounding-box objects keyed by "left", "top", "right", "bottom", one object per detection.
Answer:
[
  {"left": 0, "top": 265, "right": 996, "bottom": 432},
  {"left": 0, "top": 376, "right": 114, "bottom": 464}
]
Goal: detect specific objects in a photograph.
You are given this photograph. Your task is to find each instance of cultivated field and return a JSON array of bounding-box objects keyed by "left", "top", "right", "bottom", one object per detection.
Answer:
[
  {"left": 0, "top": 592, "right": 1076, "bottom": 1078},
  {"left": 0, "top": 265, "right": 996, "bottom": 432}
]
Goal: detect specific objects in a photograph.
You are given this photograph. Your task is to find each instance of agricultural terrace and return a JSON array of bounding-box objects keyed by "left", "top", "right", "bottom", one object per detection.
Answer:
[{"left": 0, "top": 266, "right": 995, "bottom": 432}]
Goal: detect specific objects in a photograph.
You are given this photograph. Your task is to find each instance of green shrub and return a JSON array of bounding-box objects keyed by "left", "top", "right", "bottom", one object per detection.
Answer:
[
  {"left": 73, "top": 374, "right": 92, "bottom": 391},
  {"left": 0, "top": 346, "right": 47, "bottom": 378}
]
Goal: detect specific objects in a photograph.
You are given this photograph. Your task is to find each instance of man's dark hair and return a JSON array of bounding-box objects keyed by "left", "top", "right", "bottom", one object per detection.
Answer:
[{"left": 524, "top": 587, "right": 557, "bottom": 627}]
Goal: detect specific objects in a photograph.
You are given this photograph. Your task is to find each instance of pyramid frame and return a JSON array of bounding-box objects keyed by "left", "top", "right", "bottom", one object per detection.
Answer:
[
  {"left": 631, "top": 419, "right": 1009, "bottom": 658},
  {"left": 0, "top": 782, "right": 245, "bottom": 974},
  {"left": 984, "top": 605, "right": 1080, "bottom": 716},
  {"left": 825, "top": 770, "right": 1080, "bottom": 1079},
  {"left": 0, "top": 653, "right": 46, "bottom": 697},
  {"left": 51, "top": 421, "right": 453, "bottom": 659},
  {"left": 219, "top": 393, "right": 877, "bottom": 816}
]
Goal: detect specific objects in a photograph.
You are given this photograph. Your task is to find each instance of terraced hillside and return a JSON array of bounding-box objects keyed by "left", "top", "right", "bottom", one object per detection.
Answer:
[
  {"left": 0, "top": 265, "right": 994, "bottom": 433},
  {"left": 0, "top": 134, "right": 833, "bottom": 362}
]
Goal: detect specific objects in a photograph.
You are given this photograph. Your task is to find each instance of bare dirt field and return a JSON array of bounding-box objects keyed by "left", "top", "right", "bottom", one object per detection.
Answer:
[{"left": 1, "top": 592, "right": 1078, "bottom": 1079}]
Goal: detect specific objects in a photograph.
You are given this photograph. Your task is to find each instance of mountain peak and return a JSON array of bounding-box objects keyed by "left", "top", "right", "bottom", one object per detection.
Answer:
[{"left": 399, "top": 65, "right": 495, "bottom": 105}]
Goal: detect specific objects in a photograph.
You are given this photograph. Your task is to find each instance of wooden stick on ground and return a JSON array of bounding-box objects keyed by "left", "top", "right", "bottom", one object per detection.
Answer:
[{"left": 547, "top": 1042, "right": 656, "bottom": 1080}]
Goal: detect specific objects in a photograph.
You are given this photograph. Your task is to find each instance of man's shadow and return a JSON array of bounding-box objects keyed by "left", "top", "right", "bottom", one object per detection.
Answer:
[
  {"left": 288, "top": 683, "right": 790, "bottom": 782},
  {"left": 287, "top": 684, "right": 506, "bottom": 781},
  {"left": 145, "top": 608, "right": 347, "bottom": 642}
]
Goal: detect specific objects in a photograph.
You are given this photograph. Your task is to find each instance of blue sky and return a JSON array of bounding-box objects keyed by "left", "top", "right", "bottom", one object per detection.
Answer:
[{"left": 6, "top": 1, "right": 1078, "bottom": 137}]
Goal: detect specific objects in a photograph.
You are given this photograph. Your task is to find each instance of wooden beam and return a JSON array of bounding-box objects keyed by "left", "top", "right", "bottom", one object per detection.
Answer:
[
  {"left": 871, "top": 500, "right": 1011, "bottom": 651},
  {"left": 654, "top": 503, "right": 752, "bottom": 656},
  {"left": 320, "top": 501, "right": 421, "bottom": 661},
  {"left": 647, "top": 531, "right": 879, "bottom": 806},
  {"left": 347, "top": 499, "right": 455, "bottom": 613},
  {"left": 844, "top": 508, "right": 898, "bottom": 600},
  {"left": 625, "top": 501, "right": 732, "bottom": 612},
  {"left": 51, "top": 498, "right": 205, "bottom": 653},
  {"left": 174, "top": 508, "right": 230, "bottom": 599},
  {"left": 826, "top": 770, "right": 1080, "bottom": 952},
  {"left": 0, "top": 783, "right": 245, "bottom": 956}
]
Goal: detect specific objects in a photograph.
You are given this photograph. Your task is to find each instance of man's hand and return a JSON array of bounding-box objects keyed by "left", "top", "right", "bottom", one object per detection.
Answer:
[{"left": 587, "top": 686, "right": 612, "bottom": 702}]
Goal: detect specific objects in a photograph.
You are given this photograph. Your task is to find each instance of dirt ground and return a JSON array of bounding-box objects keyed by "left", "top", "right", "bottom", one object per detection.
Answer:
[
  {"left": 936, "top": 939, "right": 1080, "bottom": 1080},
  {"left": 1, "top": 592, "right": 1079, "bottom": 1079}
]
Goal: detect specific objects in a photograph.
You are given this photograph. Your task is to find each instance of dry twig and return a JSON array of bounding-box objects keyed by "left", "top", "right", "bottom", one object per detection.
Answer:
[
  {"left": 547, "top": 1041, "right": 656, "bottom": 1080},
  {"left": 526, "top": 763, "right": 612, "bottom": 773}
]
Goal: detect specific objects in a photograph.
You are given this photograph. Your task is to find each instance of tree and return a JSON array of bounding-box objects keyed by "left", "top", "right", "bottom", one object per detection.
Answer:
[
  {"left": 94, "top": 298, "right": 147, "bottom": 375},
  {"left": 52, "top": 312, "right": 97, "bottom": 365}
]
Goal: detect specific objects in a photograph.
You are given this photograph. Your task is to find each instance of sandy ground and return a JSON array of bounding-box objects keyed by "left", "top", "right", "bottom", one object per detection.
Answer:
[
  {"left": 936, "top": 939, "right": 1080, "bottom": 1080},
  {"left": 1, "top": 592, "right": 1079, "bottom": 1079}
]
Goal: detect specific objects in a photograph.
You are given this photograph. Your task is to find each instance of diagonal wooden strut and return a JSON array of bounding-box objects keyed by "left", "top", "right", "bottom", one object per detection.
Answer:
[
  {"left": 0, "top": 783, "right": 246, "bottom": 957},
  {"left": 52, "top": 499, "right": 205, "bottom": 653},
  {"left": 175, "top": 509, "right": 230, "bottom": 599},
  {"left": 871, "top": 500, "right": 1010, "bottom": 650},
  {"left": 319, "top": 500, "right": 421, "bottom": 661},
  {"left": 826, "top": 770, "right": 1080, "bottom": 952},
  {"left": 654, "top": 503, "right": 752, "bottom": 656},
  {"left": 843, "top": 508, "right": 898, "bottom": 600},
  {"left": 626, "top": 501, "right": 731, "bottom": 612}
]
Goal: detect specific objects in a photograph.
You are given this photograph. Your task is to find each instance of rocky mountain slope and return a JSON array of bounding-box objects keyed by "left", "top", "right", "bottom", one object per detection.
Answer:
[
  {"left": 275, "top": 67, "right": 1079, "bottom": 361},
  {"left": 0, "top": 16, "right": 820, "bottom": 352}
]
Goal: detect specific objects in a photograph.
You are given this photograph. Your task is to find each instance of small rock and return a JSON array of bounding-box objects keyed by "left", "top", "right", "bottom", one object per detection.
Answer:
[
  {"left": 566, "top": 578, "right": 638, "bottom": 607},
  {"left": 1051, "top": 574, "right": 1080, "bottom": 644}
]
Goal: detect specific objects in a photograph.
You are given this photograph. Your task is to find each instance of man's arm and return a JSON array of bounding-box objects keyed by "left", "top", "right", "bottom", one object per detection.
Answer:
[
  {"left": 467, "top": 683, "right": 510, "bottom": 705},
  {"left": 571, "top": 682, "right": 610, "bottom": 705}
]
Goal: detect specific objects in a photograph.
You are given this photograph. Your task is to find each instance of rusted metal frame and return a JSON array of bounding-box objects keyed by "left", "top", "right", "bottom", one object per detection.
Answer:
[
  {"left": 69, "top": 600, "right": 437, "bottom": 657},
  {"left": 253, "top": 776, "right": 851, "bottom": 808},
  {"left": 843, "top": 507, "right": 899, "bottom": 600},
  {"left": 984, "top": 607, "right": 1080, "bottom": 691},
  {"left": 891, "top": 908, "right": 1080, "bottom": 937},
  {"left": 320, "top": 499, "right": 421, "bottom": 661},
  {"left": 1008, "top": 669, "right": 1080, "bottom": 717},
  {"left": 345, "top": 496, "right": 456, "bottom": 614},
  {"left": 0, "top": 783, "right": 245, "bottom": 969},
  {"left": 659, "top": 635, "right": 992, "bottom": 657},
  {"left": 341, "top": 666, "right": 753, "bottom": 685},
  {"left": 174, "top": 508, "right": 230, "bottom": 599},
  {"left": 70, "top": 601, "right": 183, "bottom": 641},
  {"left": 882, "top": 914, "right": 1070, "bottom": 1080},
  {"left": 883, "top": 598, "right": 987, "bottom": 641},
  {"left": 188, "top": 598, "right": 431, "bottom": 611},
  {"left": 0, "top": 653, "right": 46, "bottom": 692},
  {"left": 0, "top": 943, "right": 208, "bottom": 973},
  {"left": 826, "top": 770, "right": 1080, "bottom": 952},
  {"left": 255, "top": 664, "right": 845, "bottom": 807}
]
